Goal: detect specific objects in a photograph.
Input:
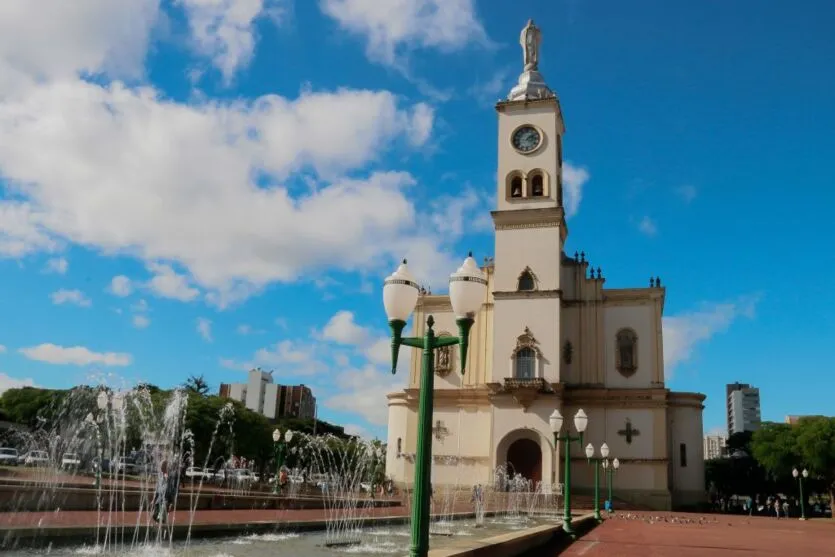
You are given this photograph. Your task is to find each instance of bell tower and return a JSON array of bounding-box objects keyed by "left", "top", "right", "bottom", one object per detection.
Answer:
[{"left": 490, "top": 20, "right": 567, "bottom": 384}]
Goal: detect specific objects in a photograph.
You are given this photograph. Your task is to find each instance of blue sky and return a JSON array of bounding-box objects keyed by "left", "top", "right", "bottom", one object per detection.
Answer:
[{"left": 0, "top": 0, "right": 833, "bottom": 440}]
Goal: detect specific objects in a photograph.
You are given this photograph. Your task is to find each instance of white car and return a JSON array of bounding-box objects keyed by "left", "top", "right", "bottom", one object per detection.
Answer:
[
  {"left": 61, "top": 452, "right": 82, "bottom": 470},
  {"left": 185, "top": 466, "right": 212, "bottom": 480},
  {"left": 23, "top": 450, "right": 50, "bottom": 467},
  {"left": 0, "top": 447, "right": 19, "bottom": 466}
]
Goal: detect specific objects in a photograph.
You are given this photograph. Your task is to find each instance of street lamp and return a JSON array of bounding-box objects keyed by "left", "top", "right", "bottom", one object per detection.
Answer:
[
  {"left": 585, "top": 442, "right": 609, "bottom": 521},
  {"left": 602, "top": 457, "right": 620, "bottom": 512},
  {"left": 272, "top": 429, "right": 294, "bottom": 494},
  {"left": 792, "top": 467, "right": 809, "bottom": 520},
  {"left": 550, "top": 408, "right": 589, "bottom": 535},
  {"left": 384, "top": 254, "right": 487, "bottom": 557}
]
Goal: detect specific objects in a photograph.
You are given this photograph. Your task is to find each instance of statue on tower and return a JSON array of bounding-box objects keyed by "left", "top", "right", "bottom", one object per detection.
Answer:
[{"left": 521, "top": 19, "right": 541, "bottom": 71}]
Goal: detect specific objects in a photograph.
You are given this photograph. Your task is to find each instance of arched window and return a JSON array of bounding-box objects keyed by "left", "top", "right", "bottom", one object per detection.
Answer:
[
  {"left": 514, "top": 347, "right": 536, "bottom": 379},
  {"left": 531, "top": 174, "right": 544, "bottom": 197},
  {"left": 518, "top": 269, "right": 535, "bottom": 291},
  {"left": 510, "top": 176, "right": 523, "bottom": 198},
  {"left": 397, "top": 438, "right": 402, "bottom": 455},
  {"left": 615, "top": 328, "right": 638, "bottom": 377}
]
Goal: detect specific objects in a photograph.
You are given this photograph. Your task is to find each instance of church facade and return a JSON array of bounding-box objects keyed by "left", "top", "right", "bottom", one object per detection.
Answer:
[{"left": 384, "top": 21, "right": 706, "bottom": 511}]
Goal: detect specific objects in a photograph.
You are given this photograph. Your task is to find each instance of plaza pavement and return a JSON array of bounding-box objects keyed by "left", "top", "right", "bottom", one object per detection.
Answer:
[{"left": 549, "top": 511, "right": 835, "bottom": 556}]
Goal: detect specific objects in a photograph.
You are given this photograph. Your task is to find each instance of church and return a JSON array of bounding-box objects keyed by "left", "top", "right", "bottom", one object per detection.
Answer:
[{"left": 385, "top": 20, "right": 706, "bottom": 511}]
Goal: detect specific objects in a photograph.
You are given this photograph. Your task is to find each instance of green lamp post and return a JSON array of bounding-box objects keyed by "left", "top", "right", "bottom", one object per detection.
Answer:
[
  {"left": 272, "top": 428, "right": 294, "bottom": 495},
  {"left": 549, "top": 408, "right": 589, "bottom": 535},
  {"left": 792, "top": 467, "right": 808, "bottom": 520},
  {"left": 384, "top": 254, "right": 487, "bottom": 557},
  {"left": 584, "top": 442, "right": 609, "bottom": 521},
  {"left": 602, "top": 457, "right": 619, "bottom": 512}
]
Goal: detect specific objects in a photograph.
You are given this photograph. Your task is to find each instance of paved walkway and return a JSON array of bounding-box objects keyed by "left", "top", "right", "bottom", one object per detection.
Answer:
[{"left": 557, "top": 511, "right": 835, "bottom": 556}]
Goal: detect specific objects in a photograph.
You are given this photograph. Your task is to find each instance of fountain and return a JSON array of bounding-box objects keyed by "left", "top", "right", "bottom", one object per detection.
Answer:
[{"left": 0, "top": 384, "right": 549, "bottom": 555}]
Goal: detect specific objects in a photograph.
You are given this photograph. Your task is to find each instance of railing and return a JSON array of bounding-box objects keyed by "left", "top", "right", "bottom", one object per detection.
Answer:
[{"left": 502, "top": 377, "right": 552, "bottom": 392}]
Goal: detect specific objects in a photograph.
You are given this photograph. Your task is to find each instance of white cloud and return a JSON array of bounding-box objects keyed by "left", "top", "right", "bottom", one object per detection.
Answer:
[
  {"left": 0, "top": 345, "right": 6, "bottom": 353},
  {"left": 50, "top": 288, "right": 92, "bottom": 307},
  {"left": 0, "top": 372, "right": 37, "bottom": 394},
  {"left": 44, "top": 257, "right": 68, "bottom": 274},
  {"left": 676, "top": 184, "right": 697, "bottom": 203},
  {"left": 109, "top": 275, "right": 134, "bottom": 297},
  {"left": 562, "top": 162, "right": 590, "bottom": 219},
  {"left": 663, "top": 294, "right": 760, "bottom": 378},
  {"left": 325, "top": 363, "right": 406, "bottom": 426},
  {"left": 0, "top": 78, "right": 443, "bottom": 304},
  {"left": 221, "top": 340, "right": 323, "bottom": 375},
  {"left": 147, "top": 263, "right": 200, "bottom": 301},
  {"left": 0, "top": 0, "right": 161, "bottom": 96},
  {"left": 467, "top": 69, "right": 512, "bottom": 106},
  {"left": 0, "top": 202, "right": 58, "bottom": 257},
  {"left": 132, "top": 314, "right": 151, "bottom": 329},
  {"left": 178, "top": 0, "right": 289, "bottom": 83},
  {"left": 428, "top": 186, "right": 493, "bottom": 239},
  {"left": 320, "top": 0, "right": 487, "bottom": 67},
  {"left": 638, "top": 216, "right": 657, "bottom": 237},
  {"left": 321, "top": 310, "right": 372, "bottom": 345},
  {"left": 19, "top": 343, "right": 132, "bottom": 366},
  {"left": 343, "top": 423, "right": 373, "bottom": 439},
  {"left": 196, "top": 317, "right": 213, "bottom": 341}
]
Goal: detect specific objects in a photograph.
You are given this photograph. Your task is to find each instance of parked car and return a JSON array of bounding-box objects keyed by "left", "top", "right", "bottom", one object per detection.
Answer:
[
  {"left": 184, "top": 467, "right": 212, "bottom": 480},
  {"left": 61, "top": 452, "right": 82, "bottom": 470},
  {"left": 22, "top": 450, "right": 50, "bottom": 467},
  {"left": 0, "top": 447, "right": 19, "bottom": 466},
  {"left": 115, "top": 456, "right": 137, "bottom": 475}
]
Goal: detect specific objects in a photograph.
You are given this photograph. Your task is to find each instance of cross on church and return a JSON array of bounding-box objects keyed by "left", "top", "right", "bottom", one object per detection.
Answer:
[
  {"left": 432, "top": 420, "right": 450, "bottom": 441},
  {"left": 617, "top": 419, "right": 640, "bottom": 444}
]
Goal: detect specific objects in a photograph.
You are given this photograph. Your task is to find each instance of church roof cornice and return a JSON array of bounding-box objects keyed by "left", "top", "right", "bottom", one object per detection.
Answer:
[{"left": 491, "top": 207, "right": 568, "bottom": 239}]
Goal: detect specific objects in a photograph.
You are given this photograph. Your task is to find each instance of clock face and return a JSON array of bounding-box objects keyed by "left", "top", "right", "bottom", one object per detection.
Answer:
[{"left": 512, "top": 125, "right": 542, "bottom": 153}]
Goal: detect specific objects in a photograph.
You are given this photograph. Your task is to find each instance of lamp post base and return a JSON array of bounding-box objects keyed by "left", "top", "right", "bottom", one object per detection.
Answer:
[
  {"left": 799, "top": 517, "right": 807, "bottom": 521},
  {"left": 562, "top": 517, "right": 573, "bottom": 535}
]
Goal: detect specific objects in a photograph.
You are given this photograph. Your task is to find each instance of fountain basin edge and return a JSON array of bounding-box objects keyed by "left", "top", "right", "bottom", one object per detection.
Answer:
[
  {"left": 1, "top": 509, "right": 513, "bottom": 550},
  {"left": 427, "top": 513, "right": 597, "bottom": 557}
]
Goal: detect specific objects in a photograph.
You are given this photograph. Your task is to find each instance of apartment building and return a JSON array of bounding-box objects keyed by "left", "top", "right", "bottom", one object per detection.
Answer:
[{"left": 219, "top": 368, "right": 317, "bottom": 421}]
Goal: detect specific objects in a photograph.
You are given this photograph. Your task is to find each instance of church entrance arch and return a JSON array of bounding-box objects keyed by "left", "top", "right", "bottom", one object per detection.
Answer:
[{"left": 506, "top": 438, "right": 542, "bottom": 484}]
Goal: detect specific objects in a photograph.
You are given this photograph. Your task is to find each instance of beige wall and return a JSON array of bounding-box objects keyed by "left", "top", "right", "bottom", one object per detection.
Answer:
[
  {"left": 496, "top": 101, "right": 563, "bottom": 213},
  {"left": 493, "top": 227, "right": 562, "bottom": 292},
  {"left": 603, "top": 303, "right": 657, "bottom": 388},
  {"left": 668, "top": 403, "right": 706, "bottom": 494},
  {"left": 492, "top": 297, "right": 560, "bottom": 383}
]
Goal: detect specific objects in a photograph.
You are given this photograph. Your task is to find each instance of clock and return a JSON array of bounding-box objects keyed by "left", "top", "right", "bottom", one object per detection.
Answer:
[{"left": 511, "top": 125, "right": 542, "bottom": 154}]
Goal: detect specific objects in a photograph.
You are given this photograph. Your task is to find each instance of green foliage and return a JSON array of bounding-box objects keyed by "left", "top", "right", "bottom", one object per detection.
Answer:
[
  {"left": 726, "top": 431, "right": 753, "bottom": 454},
  {"left": 751, "top": 417, "right": 835, "bottom": 515},
  {"left": 0, "top": 385, "right": 355, "bottom": 479},
  {"left": 751, "top": 422, "right": 801, "bottom": 479},
  {"left": 183, "top": 375, "right": 210, "bottom": 396}
]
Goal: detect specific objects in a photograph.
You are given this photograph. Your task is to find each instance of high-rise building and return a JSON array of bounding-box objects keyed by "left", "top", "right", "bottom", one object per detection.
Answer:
[
  {"left": 726, "top": 382, "right": 761, "bottom": 435},
  {"left": 219, "top": 368, "right": 317, "bottom": 421},
  {"left": 703, "top": 434, "right": 727, "bottom": 460}
]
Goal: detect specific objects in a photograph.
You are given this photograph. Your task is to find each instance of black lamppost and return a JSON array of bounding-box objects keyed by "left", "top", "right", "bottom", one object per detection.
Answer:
[{"left": 792, "top": 467, "right": 808, "bottom": 520}]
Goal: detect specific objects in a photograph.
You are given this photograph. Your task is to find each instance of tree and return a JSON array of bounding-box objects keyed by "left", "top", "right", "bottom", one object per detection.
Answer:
[
  {"left": 751, "top": 418, "right": 835, "bottom": 516},
  {"left": 184, "top": 375, "right": 210, "bottom": 397}
]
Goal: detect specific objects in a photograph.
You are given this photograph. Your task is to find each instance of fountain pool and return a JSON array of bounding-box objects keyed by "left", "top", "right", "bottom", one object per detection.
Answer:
[{"left": 1, "top": 516, "right": 549, "bottom": 556}]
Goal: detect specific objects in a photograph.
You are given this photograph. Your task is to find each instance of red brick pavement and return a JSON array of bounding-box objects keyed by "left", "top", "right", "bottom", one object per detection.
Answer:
[{"left": 558, "top": 511, "right": 835, "bottom": 556}]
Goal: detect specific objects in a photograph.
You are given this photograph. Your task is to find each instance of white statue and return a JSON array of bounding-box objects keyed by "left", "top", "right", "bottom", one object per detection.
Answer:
[{"left": 521, "top": 19, "right": 541, "bottom": 71}]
